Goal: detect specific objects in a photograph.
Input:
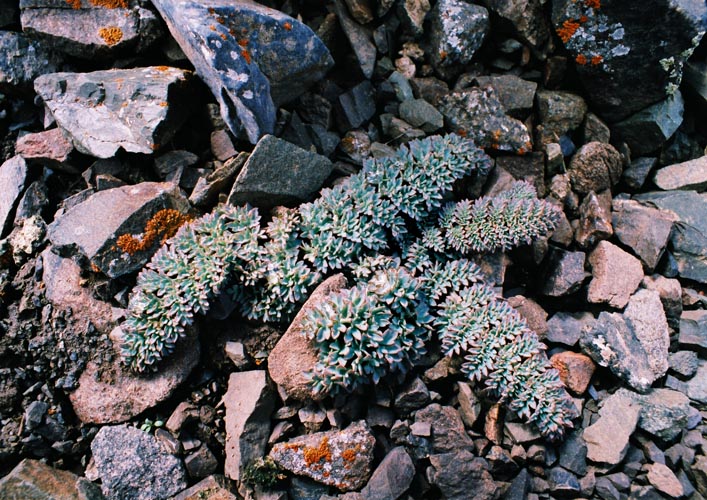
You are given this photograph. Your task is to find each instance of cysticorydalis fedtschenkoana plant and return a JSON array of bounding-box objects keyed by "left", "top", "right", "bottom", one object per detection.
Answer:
[{"left": 120, "top": 134, "right": 578, "bottom": 440}]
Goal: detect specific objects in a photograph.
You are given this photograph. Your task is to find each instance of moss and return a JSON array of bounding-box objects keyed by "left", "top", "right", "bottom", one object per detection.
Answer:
[
  {"left": 117, "top": 209, "right": 191, "bottom": 255},
  {"left": 243, "top": 457, "right": 287, "bottom": 489}
]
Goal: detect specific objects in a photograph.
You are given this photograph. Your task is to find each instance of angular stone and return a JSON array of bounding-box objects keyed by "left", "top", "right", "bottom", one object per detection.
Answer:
[
  {"left": 151, "top": 0, "right": 333, "bottom": 144},
  {"left": 185, "top": 446, "right": 219, "bottom": 480},
  {"left": 414, "top": 404, "right": 474, "bottom": 453},
  {"left": 551, "top": 1, "right": 706, "bottom": 122},
  {"left": 343, "top": 0, "right": 374, "bottom": 24},
  {"left": 507, "top": 296, "right": 548, "bottom": 337},
  {"left": 35, "top": 67, "right": 194, "bottom": 158},
  {"left": 635, "top": 190, "right": 707, "bottom": 284},
  {"left": 172, "top": 475, "right": 237, "bottom": 500},
  {"left": 582, "top": 112, "right": 611, "bottom": 144},
  {"left": 334, "top": 0, "right": 376, "bottom": 79},
  {"left": 91, "top": 424, "right": 187, "bottom": 500},
  {"left": 647, "top": 463, "right": 683, "bottom": 498},
  {"left": 268, "top": 275, "right": 347, "bottom": 402},
  {"left": 224, "top": 370, "right": 275, "bottom": 481},
  {"left": 558, "top": 431, "right": 588, "bottom": 475},
  {"left": 428, "top": 0, "right": 489, "bottom": 73},
  {"left": 623, "top": 157, "right": 657, "bottom": 191},
  {"left": 394, "top": 376, "right": 430, "bottom": 413},
  {"left": 16, "top": 128, "right": 74, "bottom": 170},
  {"left": 669, "top": 350, "right": 698, "bottom": 379},
  {"left": 190, "top": 152, "right": 247, "bottom": 208},
  {"left": 270, "top": 421, "right": 375, "bottom": 491},
  {"left": 398, "top": 99, "right": 443, "bottom": 133},
  {"left": 495, "top": 153, "right": 545, "bottom": 196},
  {"left": 0, "top": 155, "right": 28, "bottom": 238},
  {"left": 0, "top": 31, "right": 63, "bottom": 92},
  {"left": 20, "top": 0, "right": 161, "bottom": 59},
  {"left": 679, "top": 310, "right": 707, "bottom": 354},
  {"left": 587, "top": 241, "right": 643, "bottom": 309},
  {"left": 546, "top": 311, "right": 595, "bottom": 347},
  {"left": 617, "top": 388, "right": 691, "bottom": 442},
  {"left": 457, "top": 382, "right": 481, "bottom": 428},
  {"left": 623, "top": 289, "right": 670, "bottom": 378},
  {"left": 575, "top": 191, "right": 612, "bottom": 249},
  {"left": 568, "top": 142, "right": 623, "bottom": 196},
  {"left": 547, "top": 467, "right": 580, "bottom": 496},
  {"left": 654, "top": 155, "right": 707, "bottom": 191},
  {"left": 686, "top": 360, "right": 707, "bottom": 404},
  {"left": 397, "top": 0, "right": 430, "bottom": 37},
  {"left": 482, "top": 0, "right": 549, "bottom": 50},
  {"left": 550, "top": 351, "right": 595, "bottom": 394},
  {"left": 358, "top": 446, "right": 414, "bottom": 500},
  {"left": 640, "top": 274, "right": 681, "bottom": 324},
  {"left": 613, "top": 93, "right": 685, "bottom": 156},
  {"left": 536, "top": 90, "right": 587, "bottom": 137},
  {"left": 70, "top": 326, "right": 199, "bottom": 423},
  {"left": 504, "top": 422, "right": 541, "bottom": 444},
  {"left": 473, "top": 74, "right": 537, "bottom": 118},
  {"left": 541, "top": 249, "right": 587, "bottom": 297},
  {"left": 440, "top": 86, "right": 532, "bottom": 154},
  {"left": 583, "top": 391, "right": 640, "bottom": 465},
  {"left": 337, "top": 80, "right": 376, "bottom": 131},
  {"left": 0, "top": 459, "right": 81, "bottom": 500},
  {"left": 428, "top": 450, "right": 497, "bottom": 500},
  {"left": 47, "top": 181, "right": 189, "bottom": 278},
  {"left": 612, "top": 199, "right": 675, "bottom": 272},
  {"left": 227, "top": 135, "right": 332, "bottom": 208}
]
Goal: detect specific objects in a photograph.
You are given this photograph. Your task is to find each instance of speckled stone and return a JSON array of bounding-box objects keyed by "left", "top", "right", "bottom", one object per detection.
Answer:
[{"left": 428, "top": 0, "right": 489, "bottom": 73}]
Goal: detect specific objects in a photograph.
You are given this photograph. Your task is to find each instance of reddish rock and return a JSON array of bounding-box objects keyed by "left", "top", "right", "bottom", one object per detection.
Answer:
[
  {"left": 0, "top": 459, "right": 81, "bottom": 500},
  {"left": 15, "top": 128, "right": 75, "bottom": 172},
  {"left": 646, "top": 463, "right": 683, "bottom": 498},
  {"left": 507, "top": 295, "right": 548, "bottom": 337},
  {"left": 550, "top": 351, "right": 596, "bottom": 394},
  {"left": 587, "top": 241, "right": 643, "bottom": 309}
]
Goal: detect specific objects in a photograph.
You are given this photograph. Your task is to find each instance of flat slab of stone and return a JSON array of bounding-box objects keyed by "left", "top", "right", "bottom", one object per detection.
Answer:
[
  {"left": 679, "top": 309, "right": 707, "bottom": 353},
  {"left": 654, "top": 155, "right": 707, "bottom": 191},
  {"left": 47, "top": 181, "right": 190, "bottom": 278},
  {"left": 0, "top": 459, "right": 80, "bottom": 500},
  {"left": 0, "top": 155, "right": 29, "bottom": 238},
  {"left": 587, "top": 240, "right": 643, "bottom": 309},
  {"left": 0, "top": 31, "right": 64, "bottom": 91},
  {"left": 613, "top": 93, "right": 684, "bottom": 156},
  {"left": 151, "top": 0, "right": 333, "bottom": 143},
  {"left": 612, "top": 198, "right": 675, "bottom": 271},
  {"left": 16, "top": 128, "right": 75, "bottom": 171},
  {"left": 583, "top": 391, "right": 640, "bottom": 465},
  {"left": 35, "top": 67, "right": 194, "bottom": 158},
  {"left": 686, "top": 360, "right": 707, "bottom": 404},
  {"left": 227, "top": 134, "right": 333, "bottom": 208}
]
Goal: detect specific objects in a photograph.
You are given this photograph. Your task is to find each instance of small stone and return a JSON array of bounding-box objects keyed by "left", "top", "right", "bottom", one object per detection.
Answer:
[
  {"left": 686, "top": 361, "right": 707, "bottom": 404},
  {"left": 646, "top": 463, "right": 683, "bottom": 498},
  {"left": 669, "top": 351, "right": 699, "bottom": 379},
  {"left": 270, "top": 421, "right": 375, "bottom": 491},
  {"left": 337, "top": 81, "right": 377, "bottom": 131},
  {"left": 0, "top": 459, "right": 81, "bottom": 500},
  {"left": 298, "top": 405, "right": 327, "bottom": 432},
  {"left": 15, "top": 128, "right": 74, "bottom": 171},
  {"left": 679, "top": 310, "right": 707, "bottom": 354},
  {"left": 654, "top": 155, "right": 707, "bottom": 191},
  {"left": 541, "top": 249, "right": 587, "bottom": 297},
  {"left": 343, "top": 0, "right": 374, "bottom": 24},
  {"left": 358, "top": 447, "right": 415, "bottom": 500},
  {"left": 568, "top": 142, "right": 623, "bottom": 196},
  {"left": 583, "top": 391, "right": 640, "bottom": 465},
  {"left": 398, "top": 0, "right": 431, "bottom": 37},
  {"left": 210, "top": 129, "right": 237, "bottom": 162},
  {"left": 428, "top": 0, "right": 489, "bottom": 73},
  {"left": 612, "top": 199, "right": 675, "bottom": 272},
  {"left": 171, "top": 475, "right": 238, "bottom": 500},
  {"left": 474, "top": 75, "right": 537, "bottom": 118},
  {"left": 547, "top": 467, "right": 580, "bottom": 496},
  {"left": 185, "top": 446, "right": 219, "bottom": 480},
  {"left": 225, "top": 341, "right": 249, "bottom": 370},
  {"left": 410, "top": 76, "right": 449, "bottom": 105},
  {"left": 428, "top": 450, "right": 498, "bottom": 500},
  {"left": 582, "top": 112, "right": 611, "bottom": 144},
  {"left": 641, "top": 274, "right": 682, "bottom": 325},
  {"left": 410, "top": 421, "right": 431, "bottom": 437},
  {"left": 190, "top": 152, "right": 248, "bottom": 208},
  {"left": 623, "top": 157, "right": 658, "bottom": 191},
  {"left": 166, "top": 402, "right": 199, "bottom": 434},
  {"left": 484, "top": 0, "right": 550, "bottom": 50},
  {"left": 617, "top": 388, "right": 691, "bottom": 441},
  {"left": 394, "top": 377, "right": 430, "bottom": 413},
  {"left": 506, "top": 296, "right": 548, "bottom": 337},
  {"left": 92, "top": 424, "right": 187, "bottom": 500},
  {"left": 546, "top": 312, "right": 595, "bottom": 347},
  {"left": 495, "top": 153, "right": 546, "bottom": 196},
  {"left": 558, "top": 431, "right": 587, "bottom": 475},
  {"left": 587, "top": 241, "right": 643, "bottom": 309},
  {"left": 575, "top": 191, "right": 613, "bottom": 249},
  {"left": 550, "top": 351, "right": 595, "bottom": 394},
  {"left": 536, "top": 91, "right": 587, "bottom": 137},
  {"left": 457, "top": 381, "right": 481, "bottom": 428},
  {"left": 415, "top": 404, "right": 474, "bottom": 453},
  {"left": 398, "top": 99, "right": 443, "bottom": 133},
  {"left": 24, "top": 400, "right": 48, "bottom": 431},
  {"left": 505, "top": 422, "right": 541, "bottom": 444}
]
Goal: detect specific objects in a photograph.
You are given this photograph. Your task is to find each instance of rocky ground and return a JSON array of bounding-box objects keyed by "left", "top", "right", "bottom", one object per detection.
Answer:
[{"left": 0, "top": 0, "right": 706, "bottom": 499}]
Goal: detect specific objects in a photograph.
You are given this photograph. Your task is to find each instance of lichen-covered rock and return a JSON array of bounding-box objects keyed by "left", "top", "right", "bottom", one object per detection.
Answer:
[
  {"left": 35, "top": 67, "right": 194, "bottom": 158},
  {"left": 269, "top": 421, "right": 375, "bottom": 491},
  {"left": 0, "top": 31, "right": 64, "bottom": 92},
  {"left": 551, "top": 0, "right": 707, "bottom": 122},
  {"left": 536, "top": 90, "right": 588, "bottom": 137},
  {"left": 616, "top": 388, "right": 691, "bottom": 441},
  {"left": 150, "top": 0, "right": 333, "bottom": 144},
  {"left": 20, "top": 0, "right": 162, "bottom": 59},
  {"left": 428, "top": 0, "right": 489, "bottom": 73}
]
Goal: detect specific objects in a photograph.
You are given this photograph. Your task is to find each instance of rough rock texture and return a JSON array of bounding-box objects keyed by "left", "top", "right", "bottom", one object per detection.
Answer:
[
  {"left": 679, "top": 309, "right": 707, "bottom": 353},
  {"left": 224, "top": 370, "right": 275, "bottom": 481},
  {"left": 617, "top": 388, "right": 691, "bottom": 441},
  {"left": 227, "top": 134, "right": 333, "bottom": 208},
  {"left": 613, "top": 92, "right": 684, "bottom": 156},
  {"left": 635, "top": 190, "right": 707, "bottom": 284},
  {"left": 428, "top": 0, "right": 489, "bottom": 73},
  {"left": 612, "top": 199, "right": 675, "bottom": 271},
  {"left": 587, "top": 241, "right": 643, "bottom": 309},
  {"left": 541, "top": 249, "right": 587, "bottom": 297},
  {"left": 268, "top": 274, "right": 347, "bottom": 402},
  {"left": 151, "top": 0, "right": 333, "bottom": 144},
  {"left": 334, "top": 0, "right": 376, "bottom": 79},
  {"left": 0, "top": 31, "right": 63, "bottom": 91},
  {"left": 358, "top": 446, "right": 415, "bottom": 499},
  {"left": 428, "top": 450, "right": 497, "bottom": 500},
  {"left": 0, "top": 155, "right": 28, "bottom": 238},
  {"left": 20, "top": 0, "right": 162, "bottom": 59},
  {"left": 473, "top": 74, "right": 537, "bottom": 118},
  {"left": 439, "top": 86, "right": 532, "bottom": 153},
  {"left": 536, "top": 90, "right": 588, "bottom": 137},
  {"left": 414, "top": 404, "right": 474, "bottom": 453},
  {"left": 549, "top": 351, "right": 595, "bottom": 394},
  {"left": 654, "top": 155, "right": 707, "bottom": 191},
  {"left": 0, "top": 459, "right": 81, "bottom": 500},
  {"left": 91, "top": 424, "right": 187, "bottom": 500},
  {"left": 270, "top": 421, "right": 376, "bottom": 491},
  {"left": 568, "top": 142, "right": 623, "bottom": 196},
  {"left": 35, "top": 67, "right": 194, "bottom": 158},
  {"left": 575, "top": 191, "right": 613, "bottom": 249},
  {"left": 546, "top": 311, "right": 595, "bottom": 346},
  {"left": 15, "top": 128, "right": 74, "bottom": 170},
  {"left": 47, "top": 182, "right": 190, "bottom": 278},
  {"left": 551, "top": 0, "right": 707, "bottom": 121},
  {"left": 70, "top": 326, "right": 199, "bottom": 423},
  {"left": 171, "top": 475, "right": 238, "bottom": 500},
  {"left": 583, "top": 391, "right": 640, "bottom": 465},
  {"left": 686, "top": 360, "right": 707, "bottom": 404},
  {"left": 622, "top": 289, "right": 670, "bottom": 381},
  {"left": 646, "top": 463, "right": 684, "bottom": 498},
  {"left": 481, "top": 0, "right": 550, "bottom": 50}
]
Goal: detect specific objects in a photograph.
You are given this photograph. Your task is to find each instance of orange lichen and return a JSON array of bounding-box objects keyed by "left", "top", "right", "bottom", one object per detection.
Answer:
[
  {"left": 557, "top": 19, "right": 581, "bottom": 43},
  {"left": 89, "top": 0, "right": 127, "bottom": 8},
  {"left": 208, "top": 7, "right": 215, "bottom": 14},
  {"left": 303, "top": 437, "right": 332, "bottom": 467},
  {"left": 283, "top": 21, "right": 292, "bottom": 31},
  {"left": 591, "top": 55, "right": 603, "bottom": 66},
  {"left": 209, "top": 25, "right": 217, "bottom": 31},
  {"left": 584, "top": 0, "right": 601, "bottom": 9},
  {"left": 439, "top": 50, "right": 447, "bottom": 61},
  {"left": 241, "top": 49, "right": 252, "bottom": 64},
  {"left": 341, "top": 447, "right": 358, "bottom": 463},
  {"left": 66, "top": 0, "right": 82, "bottom": 9},
  {"left": 579, "top": 15, "right": 588, "bottom": 23},
  {"left": 154, "top": 66, "right": 170, "bottom": 71},
  {"left": 159, "top": 101, "right": 168, "bottom": 107},
  {"left": 216, "top": 16, "right": 225, "bottom": 24},
  {"left": 117, "top": 209, "right": 191, "bottom": 255},
  {"left": 576, "top": 54, "right": 588, "bottom": 65},
  {"left": 238, "top": 38, "right": 249, "bottom": 47},
  {"left": 98, "top": 26, "right": 123, "bottom": 46},
  {"left": 220, "top": 33, "right": 228, "bottom": 40}
]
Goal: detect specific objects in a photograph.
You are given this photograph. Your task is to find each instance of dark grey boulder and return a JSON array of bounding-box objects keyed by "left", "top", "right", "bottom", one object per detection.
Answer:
[
  {"left": 428, "top": 0, "right": 489, "bottom": 74},
  {"left": 428, "top": 450, "right": 497, "bottom": 500},
  {"left": 0, "top": 31, "right": 63, "bottom": 92},
  {"left": 151, "top": 0, "right": 333, "bottom": 144},
  {"left": 91, "top": 424, "right": 187, "bottom": 500},
  {"left": 0, "top": 156, "right": 28, "bottom": 239},
  {"left": 47, "top": 181, "right": 190, "bottom": 278},
  {"left": 551, "top": 0, "right": 707, "bottom": 122},
  {"left": 20, "top": 0, "right": 162, "bottom": 59},
  {"left": 35, "top": 67, "right": 195, "bottom": 158},
  {"left": 227, "top": 135, "right": 333, "bottom": 208},
  {"left": 358, "top": 447, "right": 414, "bottom": 500}
]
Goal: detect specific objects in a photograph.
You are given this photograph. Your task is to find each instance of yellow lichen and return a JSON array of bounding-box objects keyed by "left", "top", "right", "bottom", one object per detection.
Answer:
[
  {"left": 66, "top": 0, "right": 82, "bottom": 9},
  {"left": 99, "top": 26, "right": 123, "bottom": 46},
  {"left": 117, "top": 209, "right": 191, "bottom": 255},
  {"left": 302, "top": 437, "right": 332, "bottom": 467}
]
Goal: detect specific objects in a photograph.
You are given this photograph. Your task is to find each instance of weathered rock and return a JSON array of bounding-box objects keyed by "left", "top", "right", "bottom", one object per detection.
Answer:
[
  {"left": 394, "top": 376, "right": 430, "bottom": 413},
  {"left": 582, "top": 112, "right": 611, "bottom": 144},
  {"left": 550, "top": 351, "right": 595, "bottom": 394},
  {"left": 616, "top": 388, "right": 691, "bottom": 442},
  {"left": 224, "top": 370, "right": 275, "bottom": 481},
  {"left": 151, "top": 0, "right": 333, "bottom": 144},
  {"left": 575, "top": 191, "right": 613, "bottom": 249},
  {"left": 185, "top": 446, "right": 219, "bottom": 480},
  {"left": 226, "top": 135, "right": 332, "bottom": 208},
  {"left": 623, "top": 157, "right": 657, "bottom": 191},
  {"left": 428, "top": 450, "right": 497, "bottom": 500},
  {"left": 473, "top": 74, "right": 537, "bottom": 118},
  {"left": 583, "top": 391, "right": 640, "bottom": 465},
  {"left": 558, "top": 431, "right": 588, "bottom": 475},
  {"left": 541, "top": 248, "right": 587, "bottom": 297},
  {"left": 171, "top": 475, "right": 237, "bottom": 500},
  {"left": 568, "top": 142, "right": 623, "bottom": 196},
  {"left": 47, "top": 181, "right": 190, "bottom": 278},
  {"left": 686, "top": 360, "right": 707, "bottom": 404},
  {"left": 507, "top": 296, "right": 548, "bottom": 337},
  {"left": 654, "top": 155, "right": 707, "bottom": 191},
  {"left": 587, "top": 241, "right": 643, "bottom": 309},
  {"left": 398, "top": 99, "right": 443, "bottom": 133},
  {"left": 268, "top": 275, "right": 347, "bottom": 402},
  {"left": 551, "top": 1, "right": 706, "bottom": 122},
  {"left": 457, "top": 381, "right": 481, "bottom": 428},
  {"left": 270, "top": 421, "right": 375, "bottom": 491},
  {"left": 646, "top": 463, "right": 684, "bottom": 498},
  {"left": 679, "top": 309, "right": 707, "bottom": 354},
  {"left": 20, "top": 0, "right": 161, "bottom": 59},
  {"left": 343, "top": 0, "right": 373, "bottom": 24},
  {"left": 440, "top": 86, "right": 532, "bottom": 154},
  {"left": 669, "top": 350, "right": 699, "bottom": 379},
  {"left": 15, "top": 128, "right": 75, "bottom": 171},
  {"left": 35, "top": 67, "right": 194, "bottom": 158},
  {"left": 428, "top": 0, "right": 489, "bottom": 73},
  {"left": 547, "top": 467, "right": 581, "bottom": 496},
  {"left": 190, "top": 152, "right": 247, "bottom": 208},
  {"left": 546, "top": 311, "right": 595, "bottom": 347},
  {"left": 414, "top": 404, "right": 474, "bottom": 453},
  {"left": 0, "top": 31, "right": 63, "bottom": 92},
  {"left": 0, "top": 459, "right": 82, "bottom": 500},
  {"left": 357, "top": 446, "right": 414, "bottom": 500},
  {"left": 481, "top": 0, "right": 550, "bottom": 50},
  {"left": 337, "top": 80, "right": 376, "bottom": 131},
  {"left": 334, "top": 0, "right": 376, "bottom": 79},
  {"left": 623, "top": 289, "right": 670, "bottom": 379},
  {"left": 612, "top": 199, "right": 675, "bottom": 272},
  {"left": 536, "top": 90, "right": 587, "bottom": 138},
  {"left": 495, "top": 153, "right": 545, "bottom": 195},
  {"left": 635, "top": 190, "right": 707, "bottom": 284},
  {"left": 92, "top": 424, "right": 187, "bottom": 500},
  {"left": 397, "top": 0, "right": 430, "bottom": 37},
  {"left": 504, "top": 422, "right": 541, "bottom": 444},
  {"left": 70, "top": 326, "right": 199, "bottom": 423},
  {"left": 0, "top": 155, "right": 28, "bottom": 238}
]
